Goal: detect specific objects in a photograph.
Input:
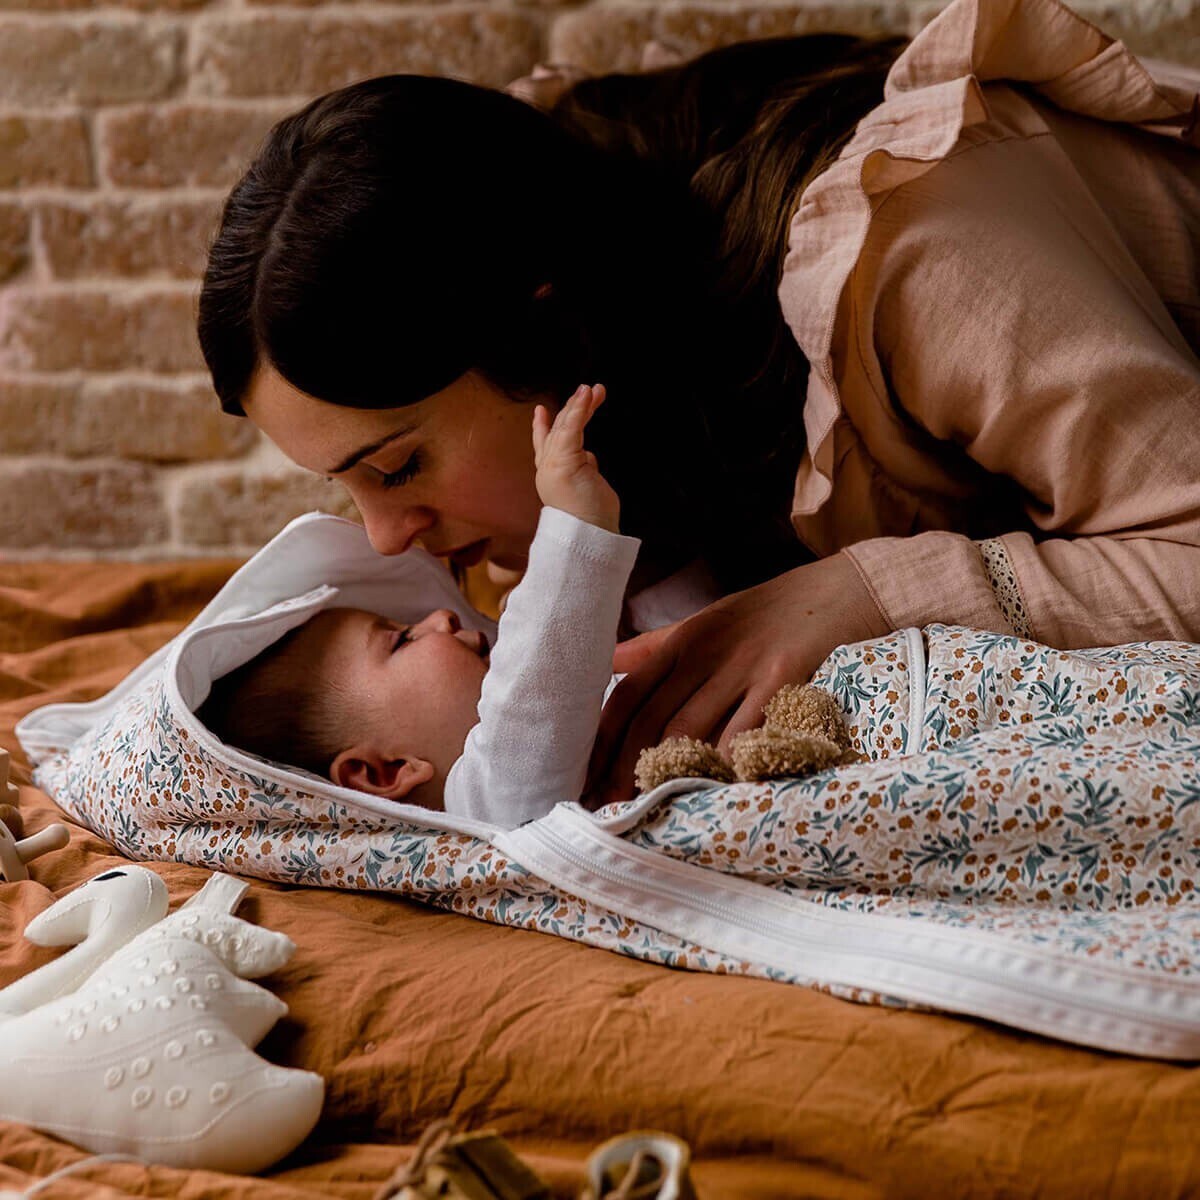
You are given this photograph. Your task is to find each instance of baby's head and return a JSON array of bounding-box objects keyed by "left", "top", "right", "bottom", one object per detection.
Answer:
[{"left": 198, "top": 606, "right": 490, "bottom": 810}]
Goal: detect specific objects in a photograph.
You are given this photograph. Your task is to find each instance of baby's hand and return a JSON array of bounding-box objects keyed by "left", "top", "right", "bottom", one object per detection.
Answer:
[{"left": 532, "top": 384, "right": 619, "bottom": 533}]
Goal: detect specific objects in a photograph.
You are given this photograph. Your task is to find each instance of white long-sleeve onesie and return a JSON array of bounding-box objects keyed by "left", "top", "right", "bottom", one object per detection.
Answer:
[{"left": 442, "top": 506, "right": 640, "bottom": 830}]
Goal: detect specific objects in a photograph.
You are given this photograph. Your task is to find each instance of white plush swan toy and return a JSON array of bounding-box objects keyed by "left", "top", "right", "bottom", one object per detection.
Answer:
[{"left": 0, "top": 865, "right": 324, "bottom": 1174}]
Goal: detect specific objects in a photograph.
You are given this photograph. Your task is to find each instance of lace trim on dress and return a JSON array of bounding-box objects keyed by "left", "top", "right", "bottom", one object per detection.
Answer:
[{"left": 976, "top": 537, "right": 1034, "bottom": 639}]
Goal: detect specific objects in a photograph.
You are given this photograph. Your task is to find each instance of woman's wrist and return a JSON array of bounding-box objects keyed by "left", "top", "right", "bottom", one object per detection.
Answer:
[
  {"left": 828, "top": 548, "right": 894, "bottom": 642},
  {"left": 767, "top": 550, "right": 894, "bottom": 654}
]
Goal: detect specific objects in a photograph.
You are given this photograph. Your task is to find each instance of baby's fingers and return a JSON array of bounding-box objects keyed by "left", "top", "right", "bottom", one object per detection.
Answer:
[
  {"left": 542, "top": 386, "right": 590, "bottom": 456},
  {"left": 531, "top": 403, "right": 553, "bottom": 462},
  {"left": 549, "top": 383, "right": 604, "bottom": 445}
]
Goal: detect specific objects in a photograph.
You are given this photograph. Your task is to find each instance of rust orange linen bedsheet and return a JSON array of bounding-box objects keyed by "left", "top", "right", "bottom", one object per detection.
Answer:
[{"left": 0, "top": 561, "right": 1198, "bottom": 1199}]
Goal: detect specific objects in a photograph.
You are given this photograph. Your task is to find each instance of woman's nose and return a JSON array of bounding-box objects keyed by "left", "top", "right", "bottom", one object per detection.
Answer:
[{"left": 360, "top": 501, "right": 436, "bottom": 556}]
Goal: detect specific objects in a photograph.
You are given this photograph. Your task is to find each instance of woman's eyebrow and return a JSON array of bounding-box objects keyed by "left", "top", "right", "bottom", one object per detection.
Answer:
[{"left": 325, "top": 423, "right": 415, "bottom": 475}]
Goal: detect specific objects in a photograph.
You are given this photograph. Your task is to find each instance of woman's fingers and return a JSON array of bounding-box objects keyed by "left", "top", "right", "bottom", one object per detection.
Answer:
[
  {"left": 713, "top": 686, "right": 780, "bottom": 756},
  {"left": 605, "top": 672, "right": 747, "bottom": 798},
  {"left": 589, "top": 556, "right": 895, "bottom": 804},
  {"left": 592, "top": 609, "right": 729, "bottom": 796},
  {"left": 612, "top": 621, "right": 679, "bottom": 674},
  {"left": 667, "top": 676, "right": 749, "bottom": 747},
  {"left": 589, "top": 640, "right": 733, "bottom": 804}
]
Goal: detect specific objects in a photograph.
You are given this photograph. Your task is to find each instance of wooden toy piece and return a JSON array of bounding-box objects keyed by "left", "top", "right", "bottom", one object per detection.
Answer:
[
  {"left": 0, "top": 804, "right": 21, "bottom": 839},
  {"left": 0, "top": 748, "right": 19, "bottom": 806},
  {"left": 0, "top": 810, "right": 68, "bottom": 883}
]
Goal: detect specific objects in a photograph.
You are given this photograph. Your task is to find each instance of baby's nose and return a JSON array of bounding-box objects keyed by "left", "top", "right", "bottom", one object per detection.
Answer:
[{"left": 430, "top": 609, "right": 460, "bottom": 633}]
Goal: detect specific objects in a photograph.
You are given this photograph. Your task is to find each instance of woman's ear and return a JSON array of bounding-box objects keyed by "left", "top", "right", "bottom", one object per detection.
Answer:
[{"left": 329, "top": 747, "right": 435, "bottom": 799}]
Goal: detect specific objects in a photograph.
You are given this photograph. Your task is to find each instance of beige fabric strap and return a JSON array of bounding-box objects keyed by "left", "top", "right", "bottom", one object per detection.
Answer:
[{"left": 372, "top": 1120, "right": 458, "bottom": 1199}]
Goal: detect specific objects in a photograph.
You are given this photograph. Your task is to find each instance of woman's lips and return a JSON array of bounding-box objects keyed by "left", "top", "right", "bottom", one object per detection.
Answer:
[{"left": 448, "top": 540, "right": 488, "bottom": 567}]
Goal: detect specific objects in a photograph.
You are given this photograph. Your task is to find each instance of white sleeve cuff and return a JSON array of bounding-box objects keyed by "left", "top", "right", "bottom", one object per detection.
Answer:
[{"left": 537, "top": 506, "right": 641, "bottom": 571}]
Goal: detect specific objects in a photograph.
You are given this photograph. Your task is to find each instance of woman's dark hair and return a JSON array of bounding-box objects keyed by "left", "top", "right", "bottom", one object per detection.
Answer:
[{"left": 198, "top": 33, "right": 907, "bottom": 589}]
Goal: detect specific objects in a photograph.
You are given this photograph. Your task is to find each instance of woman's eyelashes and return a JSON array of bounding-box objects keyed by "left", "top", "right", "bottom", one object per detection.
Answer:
[
  {"left": 378, "top": 450, "right": 421, "bottom": 489},
  {"left": 389, "top": 628, "right": 412, "bottom": 653}
]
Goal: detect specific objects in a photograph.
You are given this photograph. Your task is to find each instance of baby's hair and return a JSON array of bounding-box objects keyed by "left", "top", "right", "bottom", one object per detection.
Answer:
[{"left": 197, "top": 618, "right": 352, "bottom": 779}]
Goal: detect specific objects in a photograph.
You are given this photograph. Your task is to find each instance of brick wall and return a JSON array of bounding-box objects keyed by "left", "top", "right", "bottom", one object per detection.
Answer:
[{"left": 0, "top": 0, "right": 1191, "bottom": 558}]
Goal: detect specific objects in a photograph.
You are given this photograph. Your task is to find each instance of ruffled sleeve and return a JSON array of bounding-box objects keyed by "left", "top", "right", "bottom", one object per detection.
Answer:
[
  {"left": 779, "top": 0, "right": 1200, "bottom": 524},
  {"left": 777, "top": 0, "right": 1200, "bottom": 647}
]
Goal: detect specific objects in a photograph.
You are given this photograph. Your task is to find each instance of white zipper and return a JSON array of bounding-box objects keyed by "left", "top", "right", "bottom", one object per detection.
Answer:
[
  {"left": 498, "top": 806, "right": 1200, "bottom": 1059},
  {"left": 903, "top": 626, "right": 927, "bottom": 752}
]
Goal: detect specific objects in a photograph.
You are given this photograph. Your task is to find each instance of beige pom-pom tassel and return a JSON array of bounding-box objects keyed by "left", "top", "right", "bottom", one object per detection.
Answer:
[
  {"left": 635, "top": 737, "right": 735, "bottom": 794},
  {"left": 761, "top": 684, "right": 852, "bottom": 748},
  {"left": 728, "top": 728, "right": 844, "bottom": 783}
]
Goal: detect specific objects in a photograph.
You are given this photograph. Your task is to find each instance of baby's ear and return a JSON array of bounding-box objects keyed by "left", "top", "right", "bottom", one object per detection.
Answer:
[{"left": 330, "top": 749, "right": 434, "bottom": 799}]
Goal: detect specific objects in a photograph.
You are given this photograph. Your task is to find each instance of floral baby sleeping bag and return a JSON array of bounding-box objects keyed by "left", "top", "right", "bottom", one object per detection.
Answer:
[{"left": 18, "top": 513, "right": 1200, "bottom": 1059}]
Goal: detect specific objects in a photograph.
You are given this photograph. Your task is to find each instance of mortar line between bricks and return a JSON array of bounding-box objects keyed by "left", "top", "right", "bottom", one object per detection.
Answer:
[
  {"left": 0, "top": 371, "right": 215, "bottom": 383},
  {"left": 0, "top": 280, "right": 201, "bottom": 293},
  {"left": 1, "top": 188, "right": 232, "bottom": 200}
]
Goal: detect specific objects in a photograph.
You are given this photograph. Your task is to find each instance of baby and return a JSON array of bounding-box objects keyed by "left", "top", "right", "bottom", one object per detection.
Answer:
[{"left": 198, "top": 383, "right": 640, "bottom": 830}]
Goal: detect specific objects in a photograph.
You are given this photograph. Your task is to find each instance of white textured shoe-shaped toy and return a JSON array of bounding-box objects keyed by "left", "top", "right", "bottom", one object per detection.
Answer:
[{"left": 0, "top": 867, "right": 324, "bottom": 1174}]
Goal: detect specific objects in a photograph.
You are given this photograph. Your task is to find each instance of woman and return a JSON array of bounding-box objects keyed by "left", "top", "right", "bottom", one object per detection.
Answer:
[{"left": 198, "top": 0, "right": 1200, "bottom": 803}]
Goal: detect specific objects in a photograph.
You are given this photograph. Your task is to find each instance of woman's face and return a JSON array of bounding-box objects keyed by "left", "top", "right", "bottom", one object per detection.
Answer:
[{"left": 243, "top": 364, "right": 549, "bottom": 570}]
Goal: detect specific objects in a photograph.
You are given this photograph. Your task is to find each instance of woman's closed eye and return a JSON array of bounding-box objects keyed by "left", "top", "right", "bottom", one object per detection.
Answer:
[
  {"left": 378, "top": 451, "right": 421, "bottom": 489},
  {"left": 389, "top": 628, "right": 412, "bottom": 653}
]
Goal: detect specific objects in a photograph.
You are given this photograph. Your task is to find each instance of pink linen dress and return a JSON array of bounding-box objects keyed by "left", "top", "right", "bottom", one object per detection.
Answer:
[{"left": 779, "top": 0, "right": 1200, "bottom": 648}]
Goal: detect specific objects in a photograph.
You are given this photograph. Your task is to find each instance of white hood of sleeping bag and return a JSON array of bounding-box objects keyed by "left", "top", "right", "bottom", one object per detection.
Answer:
[{"left": 17, "top": 511, "right": 501, "bottom": 847}]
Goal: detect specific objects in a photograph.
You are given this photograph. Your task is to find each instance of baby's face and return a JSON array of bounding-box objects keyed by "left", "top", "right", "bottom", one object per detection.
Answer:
[{"left": 304, "top": 605, "right": 490, "bottom": 781}]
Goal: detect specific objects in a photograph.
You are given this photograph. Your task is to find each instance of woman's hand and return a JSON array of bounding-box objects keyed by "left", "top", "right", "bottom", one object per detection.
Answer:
[
  {"left": 503, "top": 62, "right": 590, "bottom": 110},
  {"left": 584, "top": 552, "right": 892, "bottom": 805},
  {"left": 503, "top": 42, "right": 683, "bottom": 111}
]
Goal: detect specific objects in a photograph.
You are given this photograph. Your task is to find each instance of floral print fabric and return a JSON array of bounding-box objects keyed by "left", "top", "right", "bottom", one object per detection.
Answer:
[
  {"left": 619, "top": 626, "right": 1200, "bottom": 981},
  {"left": 31, "top": 624, "right": 1200, "bottom": 1028}
]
